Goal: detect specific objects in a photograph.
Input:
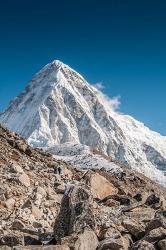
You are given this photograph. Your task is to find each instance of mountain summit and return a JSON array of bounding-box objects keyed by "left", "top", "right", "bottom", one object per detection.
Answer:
[{"left": 1, "top": 60, "right": 166, "bottom": 186}]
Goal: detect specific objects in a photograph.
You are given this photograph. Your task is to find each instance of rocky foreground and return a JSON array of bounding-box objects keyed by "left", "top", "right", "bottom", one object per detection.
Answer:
[{"left": 0, "top": 124, "right": 166, "bottom": 250}]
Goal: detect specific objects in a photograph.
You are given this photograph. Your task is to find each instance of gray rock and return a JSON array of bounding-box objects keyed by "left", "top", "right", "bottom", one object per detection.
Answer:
[
  {"left": 131, "top": 240, "right": 155, "bottom": 250},
  {"left": 99, "top": 227, "right": 122, "bottom": 241},
  {"left": 98, "top": 228, "right": 132, "bottom": 250},
  {"left": 12, "top": 220, "right": 25, "bottom": 230},
  {"left": 146, "top": 218, "right": 166, "bottom": 232},
  {"left": 54, "top": 185, "right": 95, "bottom": 243},
  {"left": 145, "top": 194, "right": 160, "bottom": 206},
  {"left": 97, "top": 237, "right": 125, "bottom": 250},
  {"left": 143, "top": 227, "right": 166, "bottom": 243},
  {"left": 0, "top": 235, "right": 24, "bottom": 247}
]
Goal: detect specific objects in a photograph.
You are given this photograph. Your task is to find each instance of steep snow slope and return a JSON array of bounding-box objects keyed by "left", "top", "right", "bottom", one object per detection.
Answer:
[{"left": 0, "top": 60, "right": 166, "bottom": 185}]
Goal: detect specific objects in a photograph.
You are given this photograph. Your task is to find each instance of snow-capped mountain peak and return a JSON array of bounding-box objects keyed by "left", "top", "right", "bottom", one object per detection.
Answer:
[{"left": 0, "top": 60, "right": 166, "bottom": 186}]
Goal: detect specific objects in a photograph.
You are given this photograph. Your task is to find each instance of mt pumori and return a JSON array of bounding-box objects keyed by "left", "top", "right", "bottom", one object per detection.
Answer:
[{"left": 1, "top": 60, "right": 166, "bottom": 186}]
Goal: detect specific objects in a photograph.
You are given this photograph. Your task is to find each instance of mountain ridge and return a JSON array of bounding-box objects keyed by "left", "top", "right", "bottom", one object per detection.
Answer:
[{"left": 0, "top": 60, "right": 166, "bottom": 186}]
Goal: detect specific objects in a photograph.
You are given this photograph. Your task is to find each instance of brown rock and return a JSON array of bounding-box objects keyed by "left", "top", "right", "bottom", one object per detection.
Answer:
[
  {"left": 98, "top": 227, "right": 129, "bottom": 250},
  {"left": 103, "top": 194, "right": 131, "bottom": 206},
  {"left": 99, "top": 227, "right": 121, "bottom": 241},
  {"left": 56, "top": 183, "right": 66, "bottom": 194},
  {"left": 158, "top": 239, "right": 166, "bottom": 250},
  {"left": 89, "top": 173, "right": 118, "bottom": 200},
  {"left": 146, "top": 219, "right": 165, "bottom": 233},
  {"left": 35, "top": 186, "right": 47, "bottom": 198},
  {"left": 15, "top": 140, "right": 28, "bottom": 153},
  {"left": 75, "top": 229, "right": 99, "bottom": 250},
  {"left": 5, "top": 198, "right": 15, "bottom": 209},
  {"left": 122, "top": 218, "right": 145, "bottom": 239},
  {"left": 97, "top": 237, "right": 125, "bottom": 250},
  {"left": 104, "top": 199, "right": 120, "bottom": 207},
  {"left": 31, "top": 205, "right": 42, "bottom": 219},
  {"left": 122, "top": 233, "right": 133, "bottom": 250},
  {"left": 18, "top": 173, "right": 30, "bottom": 187},
  {"left": 125, "top": 207, "right": 155, "bottom": 222},
  {"left": 10, "top": 164, "right": 24, "bottom": 174},
  {"left": 12, "top": 219, "right": 25, "bottom": 230},
  {"left": 131, "top": 240, "right": 155, "bottom": 250},
  {"left": 144, "top": 227, "right": 166, "bottom": 243}
]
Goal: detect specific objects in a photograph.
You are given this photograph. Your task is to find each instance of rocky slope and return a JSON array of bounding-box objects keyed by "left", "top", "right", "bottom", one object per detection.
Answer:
[
  {"left": 0, "top": 60, "right": 166, "bottom": 186},
  {"left": 0, "top": 124, "right": 166, "bottom": 249}
]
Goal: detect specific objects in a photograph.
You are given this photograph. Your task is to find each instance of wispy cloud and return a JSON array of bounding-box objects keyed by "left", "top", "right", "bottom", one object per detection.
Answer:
[
  {"left": 107, "top": 95, "right": 121, "bottom": 111},
  {"left": 93, "top": 82, "right": 121, "bottom": 111},
  {"left": 93, "top": 82, "right": 105, "bottom": 90}
]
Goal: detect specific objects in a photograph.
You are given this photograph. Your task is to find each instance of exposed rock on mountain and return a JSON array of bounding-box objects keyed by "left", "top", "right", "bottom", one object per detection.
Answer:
[
  {"left": 0, "top": 124, "right": 166, "bottom": 249},
  {"left": 0, "top": 60, "right": 166, "bottom": 186}
]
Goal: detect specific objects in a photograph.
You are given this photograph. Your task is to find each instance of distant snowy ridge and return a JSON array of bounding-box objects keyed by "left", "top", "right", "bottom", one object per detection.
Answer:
[{"left": 1, "top": 60, "right": 166, "bottom": 186}]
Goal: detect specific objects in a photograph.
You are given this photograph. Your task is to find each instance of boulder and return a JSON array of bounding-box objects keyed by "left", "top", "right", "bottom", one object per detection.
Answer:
[
  {"left": 54, "top": 185, "right": 95, "bottom": 243},
  {"left": 75, "top": 229, "right": 99, "bottom": 250},
  {"left": 18, "top": 173, "right": 30, "bottom": 187},
  {"left": 87, "top": 173, "right": 118, "bottom": 200},
  {"left": 0, "top": 235, "right": 24, "bottom": 247},
  {"left": 12, "top": 220, "right": 25, "bottom": 230},
  {"left": 4, "top": 198, "right": 15, "bottom": 210},
  {"left": 144, "top": 227, "right": 166, "bottom": 243},
  {"left": 122, "top": 218, "right": 145, "bottom": 239},
  {"left": 31, "top": 205, "right": 43, "bottom": 220},
  {"left": 146, "top": 218, "right": 166, "bottom": 232},
  {"left": 158, "top": 239, "right": 166, "bottom": 250},
  {"left": 98, "top": 227, "right": 128, "bottom": 250},
  {"left": 145, "top": 194, "right": 160, "bottom": 206},
  {"left": 55, "top": 183, "right": 66, "bottom": 194},
  {"left": 122, "top": 233, "right": 133, "bottom": 250},
  {"left": 35, "top": 186, "right": 47, "bottom": 198},
  {"left": 15, "top": 140, "right": 28, "bottom": 153},
  {"left": 133, "top": 193, "right": 143, "bottom": 202},
  {"left": 97, "top": 238, "right": 125, "bottom": 250},
  {"left": 10, "top": 164, "right": 24, "bottom": 174},
  {"left": 131, "top": 240, "right": 155, "bottom": 250},
  {"left": 104, "top": 199, "right": 120, "bottom": 207},
  {"left": 125, "top": 207, "right": 155, "bottom": 222},
  {"left": 99, "top": 227, "right": 121, "bottom": 241},
  {"left": 103, "top": 194, "right": 131, "bottom": 206}
]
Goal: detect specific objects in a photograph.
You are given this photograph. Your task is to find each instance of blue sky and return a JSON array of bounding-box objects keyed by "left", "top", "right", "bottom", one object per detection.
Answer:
[{"left": 0, "top": 0, "right": 166, "bottom": 135}]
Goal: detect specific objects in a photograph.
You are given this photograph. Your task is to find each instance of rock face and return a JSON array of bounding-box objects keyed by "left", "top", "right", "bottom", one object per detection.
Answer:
[
  {"left": 1, "top": 60, "right": 166, "bottom": 186},
  {"left": 0, "top": 124, "right": 166, "bottom": 249}
]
